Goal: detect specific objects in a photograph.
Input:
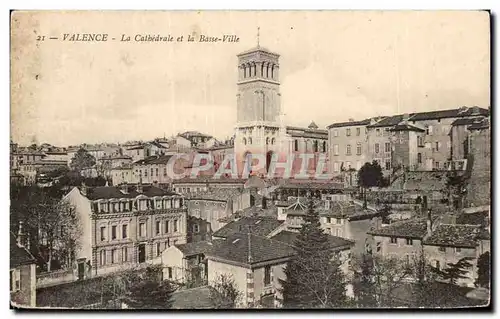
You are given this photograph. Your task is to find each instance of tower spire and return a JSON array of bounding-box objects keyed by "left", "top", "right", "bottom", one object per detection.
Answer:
[{"left": 257, "top": 26, "right": 260, "bottom": 48}]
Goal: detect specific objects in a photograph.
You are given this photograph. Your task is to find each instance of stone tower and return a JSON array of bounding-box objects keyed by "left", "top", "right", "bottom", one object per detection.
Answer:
[{"left": 234, "top": 44, "right": 284, "bottom": 175}]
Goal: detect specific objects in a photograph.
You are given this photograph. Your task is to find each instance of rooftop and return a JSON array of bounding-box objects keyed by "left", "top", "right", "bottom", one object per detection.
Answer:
[
  {"left": 82, "top": 185, "right": 178, "bottom": 200},
  {"left": 237, "top": 46, "right": 280, "bottom": 57},
  {"left": 185, "top": 188, "right": 242, "bottom": 202},
  {"left": 175, "top": 241, "right": 214, "bottom": 257},
  {"left": 271, "top": 230, "right": 354, "bottom": 251},
  {"left": 423, "top": 224, "right": 482, "bottom": 248},
  {"left": 390, "top": 122, "right": 426, "bottom": 132},
  {"left": 207, "top": 233, "right": 295, "bottom": 266},
  {"left": 10, "top": 233, "right": 36, "bottom": 268},
  {"left": 368, "top": 218, "right": 429, "bottom": 239},
  {"left": 318, "top": 200, "right": 378, "bottom": 221},
  {"left": 213, "top": 216, "right": 283, "bottom": 239},
  {"left": 286, "top": 126, "right": 328, "bottom": 138},
  {"left": 327, "top": 118, "right": 372, "bottom": 129}
]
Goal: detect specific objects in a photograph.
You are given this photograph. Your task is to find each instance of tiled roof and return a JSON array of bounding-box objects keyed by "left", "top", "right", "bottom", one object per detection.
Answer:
[
  {"left": 271, "top": 230, "right": 354, "bottom": 250},
  {"left": 423, "top": 224, "right": 481, "bottom": 248},
  {"left": 409, "top": 107, "right": 489, "bottom": 121},
  {"left": 207, "top": 233, "right": 295, "bottom": 266},
  {"left": 368, "top": 114, "right": 405, "bottom": 128},
  {"left": 237, "top": 204, "right": 278, "bottom": 219},
  {"left": 286, "top": 126, "right": 328, "bottom": 138},
  {"left": 468, "top": 118, "right": 490, "bottom": 131},
  {"left": 327, "top": 118, "right": 372, "bottom": 129},
  {"left": 213, "top": 216, "right": 283, "bottom": 239},
  {"left": 175, "top": 241, "right": 213, "bottom": 257},
  {"left": 83, "top": 185, "right": 178, "bottom": 200},
  {"left": 237, "top": 46, "right": 279, "bottom": 57},
  {"left": 368, "top": 218, "right": 428, "bottom": 239},
  {"left": 133, "top": 155, "right": 174, "bottom": 165},
  {"left": 318, "top": 200, "right": 378, "bottom": 220},
  {"left": 277, "top": 179, "right": 343, "bottom": 190},
  {"left": 185, "top": 188, "right": 241, "bottom": 202},
  {"left": 10, "top": 233, "right": 36, "bottom": 268},
  {"left": 126, "top": 145, "right": 145, "bottom": 150},
  {"left": 451, "top": 117, "right": 484, "bottom": 126},
  {"left": 390, "top": 122, "right": 425, "bottom": 132}
]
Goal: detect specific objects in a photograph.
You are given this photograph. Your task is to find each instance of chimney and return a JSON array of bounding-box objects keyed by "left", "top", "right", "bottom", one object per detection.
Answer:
[
  {"left": 81, "top": 182, "right": 87, "bottom": 196},
  {"left": 426, "top": 209, "right": 432, "bottom": 236},
  {"left": 17, "top": 221, "right": 28, "bottom": 249},
  {"left": 121, "top": 183, "right": 129, "bottom": 194},
  {"left": 348, "top": 118, "right": 354, "bottom": 122},
  {"left": 402, "top": 113, "right": 410, "bottom": 122}
]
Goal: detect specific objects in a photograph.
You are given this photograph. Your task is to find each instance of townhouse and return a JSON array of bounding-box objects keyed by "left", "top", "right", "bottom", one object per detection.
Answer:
[
  {"left": 10, "top": 231, "right": 37, "bottom": 307},
  {"left": 63, "top": 183, "right": 188, "bottom": 278}
]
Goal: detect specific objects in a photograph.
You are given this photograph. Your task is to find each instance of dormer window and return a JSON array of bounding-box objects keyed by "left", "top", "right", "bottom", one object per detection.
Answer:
[{"left": 390, "top": 237, "right": 397, "bottom": 244}]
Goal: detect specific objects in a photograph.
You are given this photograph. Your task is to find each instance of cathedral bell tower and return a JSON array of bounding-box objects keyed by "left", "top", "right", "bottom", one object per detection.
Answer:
[{"left": 234, "top": 31, "right": 282, "bottom": 176}]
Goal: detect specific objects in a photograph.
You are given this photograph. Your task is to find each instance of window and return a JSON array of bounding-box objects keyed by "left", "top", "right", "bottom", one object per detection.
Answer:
[
  {"left": 427, "top": 125, "right": 433, "bottom": 135},
  {"left": 109, "top": 225, "right": 116, "bottom": 240},
  {"left": 150, "top": 168, "right": 153, "bottom": 176},
  {"left": 417, "top": 153, "right": 422, "bottom": 164},
  {"left": 173, "top": 219, "right": 178, "bottom": 232},
  {"left": 385, "top": 142, "right": 391, "bottom": 153},
  {"left": 390, "top": 237, "right": 397, "bottom": 244},
  {"left": 375, "top": 143, "right": 380, "bottom": 154},
  {"left": 333, "top": 162, "right": 340, "bottom": 172},
  {"left": 333, "top": 130, "right": 338, "bottom": 137},
  {"left": 326, "top": 217, "right": 331, "bottom": 223},
  {"left": 139, "top": 223, "right": 146, "bottom": 237},
  {"left": 356, "top": 127, "right": 361, "bottom": 136},
  {"left": 406, "top": 238, "right": 413, "bottom": 246},
  {"left": 193, "top": 224, "right": 200, "bottom": 233},
  {"left": 322, "top": 141, "right": 327, "bottom": 152},
  {"left": 10, "top": 269, "right": 20, "bottom": 292},
  {"left": 248, "top": 137, "right": 252, "bottom": 145},
  {"left": 439, "top": 246, "right": 446, "bottom": 252},
  {"left": 164, "top": 168, "right": 167, "bottom": 176},
  {"left": 100, "top": 227, "right": 106, "bottom": 241},
  {"left": 376, "top": 242, "right": 381, "bottom": 253},
  {"left": 376, "top": 129, "right": 381, "bottom": 136},
  {"left": 346, "top": 144, "right": 351, "bottom": 155},
  {"left": 333, "top": 144, "right": 339, "bottom": 156},
  {"left": 385, "top": 160, "right": 391, "bottom": 171},
  {"left": 346, "top": 128, "right": 351, "bottom": 136},
  {"left": 264, "top": 266, "right": 271, "bottom": 286},
  {"left": 111, "top": 249, "right": 117, "bottom": 264},
  {"left": 100, "top": 250, "right": 106, "bottom": 265},
  {"left": 145, "top": 170, "right": 148, "bottom": 177},
  {"left": 417, "top": 136, "right": 424, "bottom": 147},
  {"left": 164, "top": 221, "right": 169, "bottom": 233},
  {"left": 435, "top": 142, "right": 440, "bottom": 151},
  {"left": 122, "top": 247, "right": 128, "bottom": 262},
  {"left": 336, "top": 218, "right": 342, "bottom": 224},
  {"left": 156, "top": 242, "right": 161, "bottom": 256},
  {"left": 435, "top": 161, "right": 440, "bottom": 170},
  {"left": 155, "top": 221, "right": 160, "bottom": 235},
  {"left": 356, "top": 143, "right": 362, "bottom": 155},
  {"left": 455, "top": 247, "right": 462, "bottom": 253},
  {"left": 156, "top": 168, "right": 159, "bottom": 176},
  {"left": 167, "top": 267, "right": 173, "bottom": 279},
  {"left": 435, "top": 260, "right": 441, "bottom": 270}
]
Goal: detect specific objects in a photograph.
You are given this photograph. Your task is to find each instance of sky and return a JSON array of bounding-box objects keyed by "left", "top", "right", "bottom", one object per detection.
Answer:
[{"left": 11, "top": 11, "right": 490, "bottom": 146}]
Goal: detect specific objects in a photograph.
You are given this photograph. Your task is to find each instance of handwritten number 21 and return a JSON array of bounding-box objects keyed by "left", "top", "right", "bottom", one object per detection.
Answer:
[{"left": 36, "top": 36, "right": 45, "bottom": 41}]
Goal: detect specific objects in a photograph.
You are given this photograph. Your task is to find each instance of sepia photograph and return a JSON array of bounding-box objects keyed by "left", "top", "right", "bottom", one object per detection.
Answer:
[{"left": 9, "top": 10, "right": 491, "bottom": 310}]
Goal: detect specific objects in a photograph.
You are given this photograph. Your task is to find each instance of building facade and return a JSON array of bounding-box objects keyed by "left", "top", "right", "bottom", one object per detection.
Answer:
[{"left": 63, "top": 184, "right": 188, "bottom": 278}]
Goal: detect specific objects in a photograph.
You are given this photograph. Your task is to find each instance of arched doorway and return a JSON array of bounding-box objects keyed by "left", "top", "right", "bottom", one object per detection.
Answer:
[{"left": 266, "top": 151, "right": 274, "bottom": 173}]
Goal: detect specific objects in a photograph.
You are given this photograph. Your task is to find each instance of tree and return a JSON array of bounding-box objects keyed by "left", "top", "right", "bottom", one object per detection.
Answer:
[
  {"left": 430, "top": 256, "right": 474, "bottom": 285},
  {"left": 351, "top": 254, "right": 413, "bottom": 307},
  {"left": 208, "top": 274, "right": 242, "bottom": 309},
  {"left": 70, "top": 148, "right": 96, "bottom": 172},
  {"left": 280, "top": 197, "right": 347, "bottom": 308},
  {"left": 475, "top": 252, "right": 490, "bottom": 288},
  {"left": 352, "top": 254, "right": 378, "bottom": 308},
  {"left": 358, "top": 161, "right": 385, "bottom": 208},
  {"left": 411, "top": 250, "right": 440, "bottom": 307},
  {"left": 123, "top": 280, "right": 174, "bottom": 309}
]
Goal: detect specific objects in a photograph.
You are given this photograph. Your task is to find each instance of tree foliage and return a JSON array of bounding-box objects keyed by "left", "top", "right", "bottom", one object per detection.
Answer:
[
  {"left": 443, "top": 171, "right": 469, "bottom": 209},
  {"left": 70, "top": 148, "right": 96, "bottom": 172},
  {"left": 208, "top": 274, "right": 242, "bottom": 309},
  {"left": 10, "top": 184, "right": 81, "bottom": 271},
  {"left": 475, "top": 252, "right": 490, "bottom": 288},
  {"left": 358, "top": 161, "right": 385, "bottom": 189},
  {"left": 124, "top": 280, "right": 175, "bottom": 309},
  {"left": 430, "top": 256, "right": 474, "bottom": 285},
  {"left": 280, "top": 197, "right": 347, "bottom": 308}
]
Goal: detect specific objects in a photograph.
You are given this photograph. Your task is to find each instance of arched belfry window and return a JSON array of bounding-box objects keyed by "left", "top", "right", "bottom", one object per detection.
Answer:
[
  {"left": 253, "top": 62, "right": 257, "bottom": 77},
  {"left": 294, "top": 140, "right": 299, "bottom": 152},
  {"left": 271, "top": 138, "right": 276, "bottom": 145},
  {"left": 243, "top": 65, "right": 247, "bottom": 78},
  {"left": 243, "top": 137, "right": 247, "bottom": 145},
  {"left": 261, "top": 63, "right": 265, "bottom": 78},
  {"left": 314, "top": 140, "right": 319, "bottom": 153},
  {"left": 248, "top": 137, "right": 253, "bottom": 145},
  {"left": 271, "top": 65, "right": 275, "bottom": 79},
  {"left": 266, "top": 137, "right": 269, "bottom": 145},
  {"left": 323, "top": 141, "right": 327, "bottom": 152}
]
